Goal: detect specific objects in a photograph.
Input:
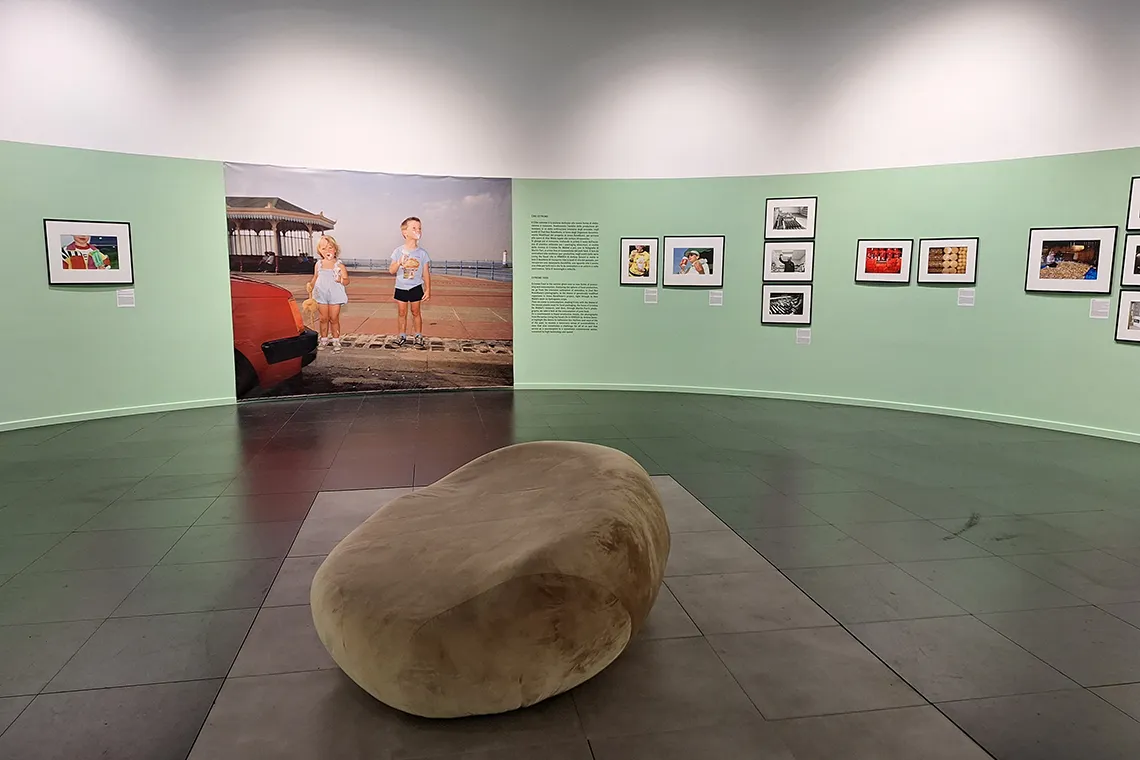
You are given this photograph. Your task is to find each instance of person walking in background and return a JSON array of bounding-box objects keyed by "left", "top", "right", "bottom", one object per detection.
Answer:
[
  {"left": 307, "top": 235, "right": 350, "bottom": 352},
  {"left": 389, "top": 216, "right": 432, "bottom": 347}
]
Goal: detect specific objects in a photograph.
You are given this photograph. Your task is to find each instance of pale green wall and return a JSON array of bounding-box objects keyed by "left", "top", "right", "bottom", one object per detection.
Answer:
[
  {"left": 513, "top": 148, "right": 1140, "bottom": 440},
  {"left": 0, "top": 141, "right": 235, "bottom": 430}
]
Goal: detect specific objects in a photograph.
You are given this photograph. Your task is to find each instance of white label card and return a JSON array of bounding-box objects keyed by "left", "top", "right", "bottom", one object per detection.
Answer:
[
  {"left": 957, "top": 288, "right": 975, "bottom": 307},
  {"left": 709, "top": 291, "right": 723, "bottom": 307},
  {"left": 1090, "top": 299, "right": 1111, "bottom": 319},
  {"left": 116, "top": 289, "right": 136, "bottom": 308},
  {"left": 644, "top": 288, "right": 658, "bottom": 304},
  {"left": 796, "top": 328, "right": 812, "bottom": 345}
]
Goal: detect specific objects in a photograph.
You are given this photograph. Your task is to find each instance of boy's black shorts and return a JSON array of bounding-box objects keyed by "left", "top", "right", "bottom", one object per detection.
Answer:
[{"left": 394, "top": 285, "right": 424, "bottom": 303}]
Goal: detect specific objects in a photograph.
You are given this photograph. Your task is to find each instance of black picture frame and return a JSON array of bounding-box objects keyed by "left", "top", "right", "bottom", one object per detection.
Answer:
[
  {"left": 762, "top": 241, "right": 815, "bottom": 283},
  {"left": 661, "top": 235, "right": 726, "bottom": 289},
  {"left": 916, "top": 237, "right": 980, "bottom": 286},
  {"left": 761, "top": 284, "right": 813, "bottom": 325},
  {"left": 764, "top": 196, "right": 818, "bottom": 240},
  {"left": 854, "top": 239, "right": 913, "bottom": 285},
  {"left": 1127, "top": 176, "right": 1140, "bottom": 232},
  {"left": 1024, "top": 225, "right": 1117, "bottom": 295},
  {"left": 43, "top": 218, "right": 135, "bottom": 287},
  {"left": 1121, "top": 233, "right": 1140, "bottom": 289},
  {"left": 618, "top": 236, "right": 659, "bottom": 287},
  {"left": 1115, "top": 291, "right": 1140, "bottom": 344}
]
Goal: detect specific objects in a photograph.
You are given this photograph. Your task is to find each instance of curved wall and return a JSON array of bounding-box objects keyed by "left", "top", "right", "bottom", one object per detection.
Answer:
[
  {"left": 513, "top": 148, "right": 1140, "bottom": 441},
  {"left": 2, "top": 0, "right": 1139, "bottom": 179}
]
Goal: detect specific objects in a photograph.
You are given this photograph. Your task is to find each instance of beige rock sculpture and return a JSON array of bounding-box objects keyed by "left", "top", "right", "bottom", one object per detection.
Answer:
[{"left": 310, "top": 440, "right": 670, "bottom": 719}]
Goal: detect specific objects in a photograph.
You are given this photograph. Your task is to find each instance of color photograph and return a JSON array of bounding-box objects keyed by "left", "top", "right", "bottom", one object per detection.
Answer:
[
  {"left": 763, "top": 241, "right": 814, "bottom": 282},
  {"left": 1025, "top": 226, "right": 1116, "bottom": 293},
  {"left": 762, "top": 284, "right": 813, "bottom": 325},
  {"left": 764, "top": 197, "right": 818, "bottom": 239},
  {"left": 1123, "top": 234, "right": 1140, "bottom": 288},
  {"left": 855, "top": 239, "right": 913, "bottom": 283},
  {"left": 43, "top": 219, "right": 133, "bottom": 286},
  {"left": 224, "top": 163, "right": 513, "bottom": 399},
  {"left": 662, "top": 235, "right": 725, "bottom": 288},
  {"left": 1116, "top": 291, "right": 1140, "bottom": 343},
  {"left": 917, "top": 238, "right": 979, "bottom": 284},
  {"left": 620, "top": 237, "right": 659, "bottom": 286}
]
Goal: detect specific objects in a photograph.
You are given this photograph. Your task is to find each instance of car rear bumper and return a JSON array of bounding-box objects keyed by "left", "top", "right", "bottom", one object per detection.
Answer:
[{"left": 262, "top": 329, "right": 319, "bottom": 365}]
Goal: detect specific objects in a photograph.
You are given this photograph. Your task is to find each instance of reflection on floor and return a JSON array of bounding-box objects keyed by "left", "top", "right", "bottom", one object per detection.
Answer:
[{"left": 2, "top": 389, "right": 1140, "bottom": 759}]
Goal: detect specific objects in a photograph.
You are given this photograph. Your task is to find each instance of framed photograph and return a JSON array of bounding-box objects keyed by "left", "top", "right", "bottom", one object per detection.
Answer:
[
  {"left": 1122, "top": 234, "right": 1140, "bottom": 288},
  {"left": 662, "top": 236, "right": 725, "bottom": 288},
  {"left": 762, "top": 284, "right": 812, "bottom": 325},
  {"left": 855, "top": 239, "right": 913, "bottom": 283},
  {"left": 44, "top": 219, "right": 134, "bottom": 286},
  {"left": 1117, "top": 292, "right": 1140, "bottom": 343},
  {"left": 764, "top": 197, "right": 817, "bottom": 240},
  {"left": 620, "top": 237, "right": 659, "bottom": 286},
  {"left": 763, "top": 241, "right": 814, "bottom": 282},
  {"left": 1128, "top": 176, "right": 1140, "bottom": 231},
  {"left": 917, "top": 238, "right": 979, "bottom": 284},
  {"left": 1025, "top": 226, "right": 1116, "bottom": 294}
]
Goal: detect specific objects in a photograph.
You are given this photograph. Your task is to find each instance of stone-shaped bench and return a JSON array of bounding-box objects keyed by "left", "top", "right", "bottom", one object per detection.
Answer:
[{"left": 310, "top": 440, "right": 669, "bottom": 718}]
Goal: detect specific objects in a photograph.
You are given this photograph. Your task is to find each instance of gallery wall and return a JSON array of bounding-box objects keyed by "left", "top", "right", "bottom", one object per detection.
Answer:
[
  {"left": 0, "top": 141, "right": 235, "bottom": 431},
  {"left": 2, "top": 0, "right": 1139, "bottom": 179},
  {"left": 513, "top": 147, "right": 1140, "bottom": 440}
]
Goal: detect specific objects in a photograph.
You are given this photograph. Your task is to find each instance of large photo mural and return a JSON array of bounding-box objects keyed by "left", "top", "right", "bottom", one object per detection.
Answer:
[{"left": 223, "top": 163, "right": 513, "bottom": 399}]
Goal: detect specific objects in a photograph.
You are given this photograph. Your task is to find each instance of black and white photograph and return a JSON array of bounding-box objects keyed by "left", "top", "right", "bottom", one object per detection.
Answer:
[
  {"left": 1128, "top": 176, "right": 1140, "bottom": 231},
  {"left": 762, "top": 284, "right": 813, "bottom": 325},
  {"left": 855, "top": 239, "right": 913, "bottom": 284},
  {"left": 1116, "top": 291, "right": 1140, "bottom": 343},
  {"left": 763, "top": 241, "right": 814, "bottom": 282},
  {"left": 662, "top": 235, "right": 725, "bottom": 288},
  {"left": 1025, "top": 226, "right": 1117, "bottom": 294},
  {"left": 1122, "top": 233, "right": 1140, "bottom": 288},
  {"left": 917, "top": 237, "right": 979, "bottom": 284},
  {"left": 764, "top": 196, "right": 817, "bottom": 240},
  {"left": 620, "top": 237, "right": 659, "bottom": 286}
]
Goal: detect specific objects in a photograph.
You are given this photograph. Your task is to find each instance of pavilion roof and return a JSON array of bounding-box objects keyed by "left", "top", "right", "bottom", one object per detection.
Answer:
[{"left": 225, "top": 197, "right": 336, "bottom": 230}]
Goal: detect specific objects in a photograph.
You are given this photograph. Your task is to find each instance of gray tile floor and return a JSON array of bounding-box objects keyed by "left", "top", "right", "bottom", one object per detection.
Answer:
[{"left": 4, "top": 390, "right": 1140, "bottom": 758}]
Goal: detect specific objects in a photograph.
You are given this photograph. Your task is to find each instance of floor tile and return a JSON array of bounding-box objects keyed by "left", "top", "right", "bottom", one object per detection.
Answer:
[
  {"left": 0, "top": 680, "right": 222, "bottom": 760},
  {"left": 589, "top": 718, "right": 795, "bottom": 760},
  {"left": 756, "top": 466, "right": 867, "bottom": 496},
  {"left": 229, "top": 605, "right": 335, "bottom": 677},
  {"left": 113, "top": 559, "right": 281, "bottom": 617},
  {"left": 850, "top": 615, "right": 1076, "bottom": 702},
  {"left": 787, "top": 564, "right": 964, "bottom": 624},
  {"left": 797, "top": 491, "right": 919, "bottom": 524},
  {"left": 289, "top": 515, "right": 368, "bottom": 557},
  {"left": 940, "top": 689, "right": 1140, "bottom": 760},
  {"left": 708, "top": 626, "right": 923, "bottom": 719},
  {"left": 161, "top": 522, "right": 301, "bottom": 565},
  {"left": 193, "top": 492, "right": 317, "bottom": 525},
  {"left": 306, "top": 487, "right": 413, "bottom": 522},
  {"left": 776, "top": 706, "right": 991, "bottom": 760},
  {"left": 980, "top": 606, "right": 1140, "bottom": 687},
  {"left": 0, "top": 504, "right": 108, "bottom": 536},
  {"left": 46, "top": 609, "right": 257, "bottom": 692},
  {"left": 0, "top": 534, "right": 66, "bottom": 575},
  {"left": 78, "top": 497, "right": 215, "bottom": 531},
  {"left": 223, "top": 469, "right": 329, "bottom": 496},
  {"left": 124, "top": 474, "right": 235, "bottom": 501},
  {"left": 968, "top": 484, "right": 1122, "bottom": 515},
  {"left": 570, "top": 637, "right": 759, "bottom": 739},
  {"left": 1094, "top": 683, "right": 1140, "bottom": 722},
  {"left": 670, "top": 471, "right": 775, "bottom": 500},
  {"left": 0, "top": 621, "right": 99, "bottom": 697},
  {"left": 264, "top": 556, "right": 324, "bottom": 608},
  {"left": 898, "top": 557, "right": 1086, "bottom": 614},
  {"left": 0, "top": 567, "right": 150, "bottom": 625},
  {"left": 838, "top": 520, "right": 992, "bottom": 563},
  {"left": 666, "top": 572, "right": 833, "bottom": 634},
  {"left": 934, "top": 515, "right": 1093, "bottom": 556},
  {"left": 1102, "top": 602, "right": 1140, "bottom": 628},
  {"left": 871, "top": 486, "right": 1012, "bottom": 520},
  {"left": 701, "top": 494, "right": 826, "bottom": 530},
  {"left": 741, "top": 524, "right": 886, "bottom": 569},
  {"left": 638, "top": 585, "right": 700, "bottom": 640},
  {"left": 664, "top": 531, "right": 775, "bottom": 577},
  {"left": 651, "top": 477, "right": 730, "bottom": 533},
  {"left": 0, "top": 696, "right": 31, "bottom": 735},
  {"left": 26, "top": 528, "right": 187, "bottom": 572},
  {"left": 1007, "top": 551, "right": 1140, "bottom": 605},
  {"left": 1036, "top": 511, "right": 1140, "bottom": 550}
]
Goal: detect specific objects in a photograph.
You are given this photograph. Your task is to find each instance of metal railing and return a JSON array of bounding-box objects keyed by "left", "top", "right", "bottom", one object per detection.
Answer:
[{"left": 339, "top": 259, "right": 513, "bottom": 282}]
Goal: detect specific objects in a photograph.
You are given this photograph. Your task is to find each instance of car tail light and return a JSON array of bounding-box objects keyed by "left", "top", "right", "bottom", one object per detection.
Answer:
[{"left": 288, "top": 299, "right": 304, "bottom": 332}]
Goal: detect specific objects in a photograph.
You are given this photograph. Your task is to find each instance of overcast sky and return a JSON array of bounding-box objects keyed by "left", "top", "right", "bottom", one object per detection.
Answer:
[{"left": 224, "top": 163, "right": 512, "bottom": 261}]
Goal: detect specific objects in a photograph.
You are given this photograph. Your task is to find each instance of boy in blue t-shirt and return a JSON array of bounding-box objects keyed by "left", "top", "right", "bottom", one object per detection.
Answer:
[{"left": 388, "top": 216, "right": 432, "bottom": 346}]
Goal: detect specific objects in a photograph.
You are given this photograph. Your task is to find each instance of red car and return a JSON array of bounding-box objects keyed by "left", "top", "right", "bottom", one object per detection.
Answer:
[{"left": 230, "top": 275, "right": 318, "bottom": 398}]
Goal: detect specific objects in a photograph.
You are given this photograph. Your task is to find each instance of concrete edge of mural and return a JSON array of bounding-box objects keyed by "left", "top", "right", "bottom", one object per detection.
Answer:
[
  {"left": 513, "top": 382, "right": 1140, "bottom": 445},
  {"left": 0, "top": 397, "right": 236, "bottom": 433}
]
